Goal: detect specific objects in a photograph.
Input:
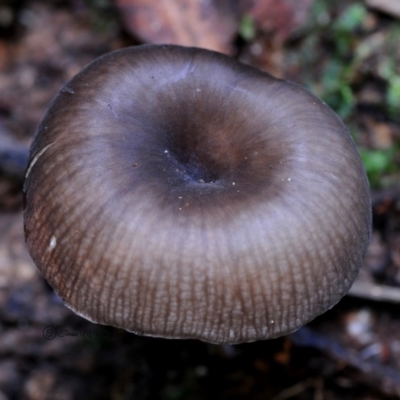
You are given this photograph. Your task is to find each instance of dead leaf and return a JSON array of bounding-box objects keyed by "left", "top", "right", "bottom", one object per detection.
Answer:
[
  {"left": 246, "top": 0, "right": 313, "bottom": 40},
  {"left": 114, "top": 0, "right": 241, "bottom": 54}
]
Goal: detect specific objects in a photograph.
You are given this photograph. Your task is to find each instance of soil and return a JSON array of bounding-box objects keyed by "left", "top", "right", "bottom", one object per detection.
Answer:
[{"left": 0, "top": 1, "right": 399, "bottom": 399}]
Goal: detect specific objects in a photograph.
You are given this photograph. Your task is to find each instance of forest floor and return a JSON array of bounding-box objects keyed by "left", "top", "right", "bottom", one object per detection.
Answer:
[{"left": 0, "top": 0, "right": 399, "bottom": 399}]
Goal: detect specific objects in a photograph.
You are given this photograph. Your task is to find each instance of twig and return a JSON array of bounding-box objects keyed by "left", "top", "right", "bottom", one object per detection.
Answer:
[
  {"left": 347, "top": 280, "right": 400, "bottom": 304},
  {"left": 271, "top": 378, "right": 323, "bottom": 400}
]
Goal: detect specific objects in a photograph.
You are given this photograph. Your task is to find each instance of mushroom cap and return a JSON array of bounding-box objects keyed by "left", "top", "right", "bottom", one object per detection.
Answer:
[{"left": 24, "top": 45, "right": 371, "bottom": 344}]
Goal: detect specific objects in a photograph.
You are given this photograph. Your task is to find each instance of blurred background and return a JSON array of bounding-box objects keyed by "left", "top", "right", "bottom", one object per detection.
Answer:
[{"left": 0, "top": 0, "right": 399, "bottom": 399}]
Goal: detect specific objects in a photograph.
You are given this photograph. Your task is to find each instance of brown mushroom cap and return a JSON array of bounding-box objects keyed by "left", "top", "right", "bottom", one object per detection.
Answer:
[{"left": 23, "top": 45, "right": 371, "bottom": 344}]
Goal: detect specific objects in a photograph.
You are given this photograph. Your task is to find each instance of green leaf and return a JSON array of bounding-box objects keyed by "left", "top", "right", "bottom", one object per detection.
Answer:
[{"left": 239, "top": 14, "right": 256, "bottom": 41}]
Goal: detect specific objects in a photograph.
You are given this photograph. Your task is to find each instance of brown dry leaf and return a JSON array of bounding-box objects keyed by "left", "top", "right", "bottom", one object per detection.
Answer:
[
  {"left": 115, "top": 0, "right": 241, "bottom": 54},
  {"left": 246, "top": 0, "right": 313, "bottom": 40}
]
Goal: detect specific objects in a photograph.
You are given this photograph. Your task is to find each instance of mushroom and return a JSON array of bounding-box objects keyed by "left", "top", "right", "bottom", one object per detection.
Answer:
[{"left": 23, "top": 45, "right": 371, "bottom": 344}]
